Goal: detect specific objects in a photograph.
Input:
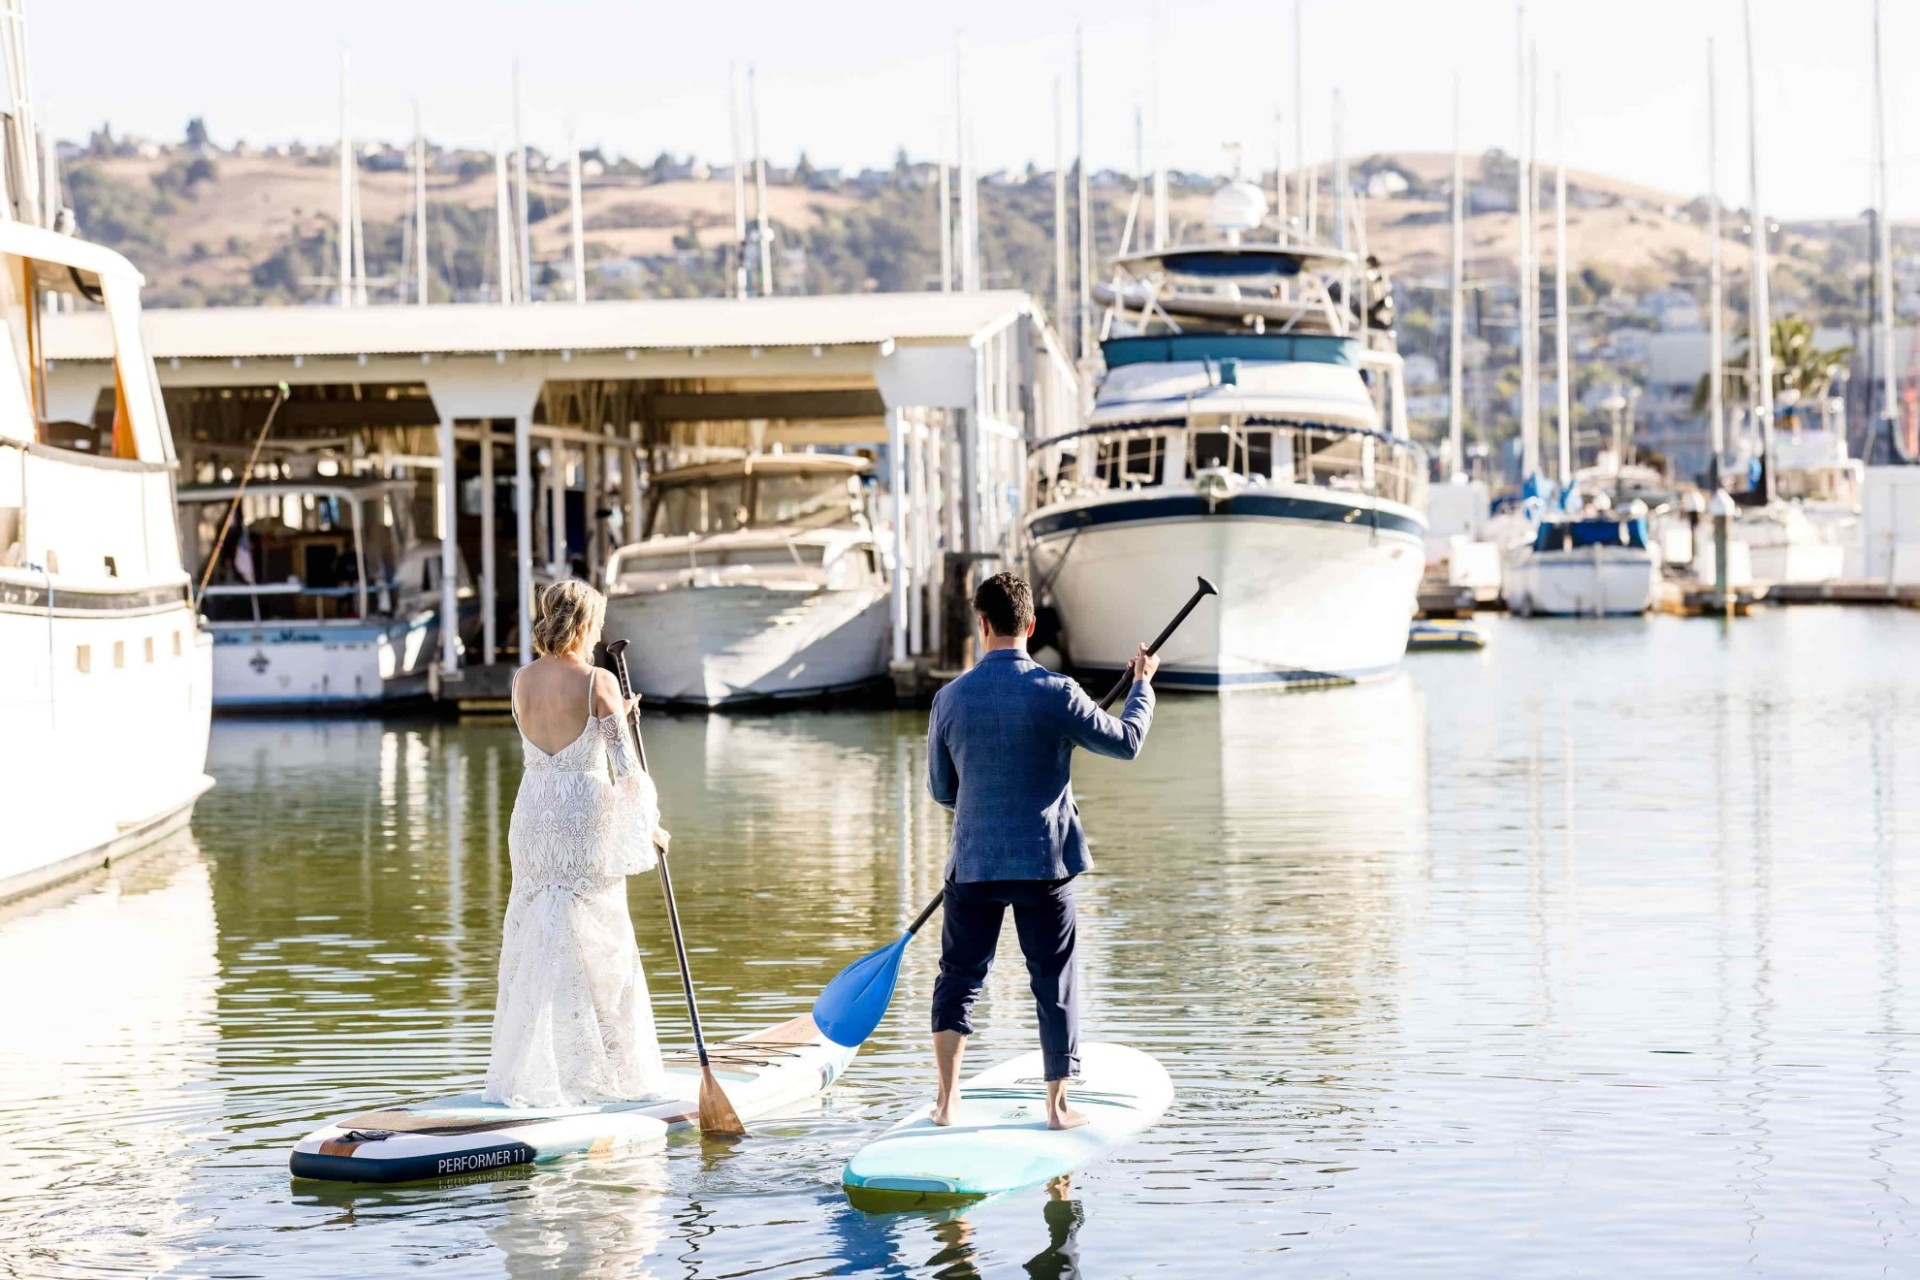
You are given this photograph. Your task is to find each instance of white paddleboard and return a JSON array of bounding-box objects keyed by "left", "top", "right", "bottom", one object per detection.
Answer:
[
  {"left": 290, "top": 1015, "right": 853, "bottom": 1183},
  {"left": 842, "top": 1042, "right": 1173, "bottom": 1211}
]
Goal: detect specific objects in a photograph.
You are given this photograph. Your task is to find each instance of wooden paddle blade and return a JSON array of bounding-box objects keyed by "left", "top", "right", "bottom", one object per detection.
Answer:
[{"left": 699, "top": 1066, "right": 748, "bottom": 1137}]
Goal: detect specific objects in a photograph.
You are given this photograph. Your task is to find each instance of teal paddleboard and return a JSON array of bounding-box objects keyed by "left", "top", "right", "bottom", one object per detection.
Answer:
[{"left": 842, "top": 1042, "right": 1173, "bottom": 1211}]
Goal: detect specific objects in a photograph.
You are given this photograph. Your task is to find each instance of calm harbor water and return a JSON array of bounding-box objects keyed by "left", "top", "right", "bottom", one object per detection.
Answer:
[{"left": 3, "top": 608, "right": 1919, "bottom": 1277}]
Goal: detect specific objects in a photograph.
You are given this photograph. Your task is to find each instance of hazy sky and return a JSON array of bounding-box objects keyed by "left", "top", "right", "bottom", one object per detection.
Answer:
[{"left": 34, "top": 0, "right": 1915, "bottom": 221}]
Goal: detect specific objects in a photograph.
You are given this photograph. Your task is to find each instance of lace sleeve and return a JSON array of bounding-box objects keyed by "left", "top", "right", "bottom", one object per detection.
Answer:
[{"left": 598, "top": 713, "right": 660, "bottom": 877}]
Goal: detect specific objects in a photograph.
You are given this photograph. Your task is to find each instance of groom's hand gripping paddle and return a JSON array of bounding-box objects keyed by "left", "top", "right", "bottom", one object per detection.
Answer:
[
  {"left": 603, "top": 639, "right": 748, "bottom": 1138},
  {"left": 809, "top": 575, "right": 1218, "bottom": 1049}
]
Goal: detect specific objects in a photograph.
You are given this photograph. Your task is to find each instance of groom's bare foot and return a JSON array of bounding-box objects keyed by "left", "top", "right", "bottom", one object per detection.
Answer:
[{"left": 1047, "top": 1103, "right": 1090, "bottom": 1130}]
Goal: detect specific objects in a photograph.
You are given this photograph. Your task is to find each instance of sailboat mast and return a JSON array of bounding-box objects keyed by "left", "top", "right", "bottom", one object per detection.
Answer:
[
  {"left": 1150, "top": 1, "right": 1168, "bottom": 252},
  {"left": 1873, "top": 0, "right": 1896, "bottom": 431},
  {"left": 1515, "top": 9, "right": 1538, "bottom": 479},
  {"left": 729, "top": 65, "right": 748, "bottom": 298},
  {"left": 1743, "top": 0, "right": 1775, "bottom": 500},
  {"left": 494, "top": 142, "right": 515, "bottom": 305},
  {"left": 1274, "top": 108, "right": 1287, "bottom": 240},
  {"left": 338, "top": 54, "right": 353, "bottom": 309},
  {"left": 1294, "top": 0, "right": 1307, "bottom": 240},
  {"left": 1054, "top": 78, "right": 1068, "bottom": 330},
  {"left": 513, "top": 62, "right": 531, "bottom": 303},
  {"left": 1075, "top": 24, "right": 1091, "bottom": 359},
  {"left": 1331, "top": 89, "right": 1347, "bottom": 252},
  {"left": 749, "top": 67, "right": 772, "bottom": 295},
  {"left": 1707, "top": 40, "right": 1725, "bottom": 476},
  {"left": 1450, "top": 76, "right": 1466, "bottom": 479},
  {"left": 1554, "top": 74, "right": 1571, "bottom": 483},
  {"left": 568, "top": 129, "right": 586, "bottom": 304},
  {"left": 413, "top": 101, "right": 428, "bottom": 306}
]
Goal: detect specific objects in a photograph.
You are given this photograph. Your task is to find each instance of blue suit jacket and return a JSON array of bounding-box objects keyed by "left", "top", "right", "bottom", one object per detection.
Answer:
[{"left": 927, "top": 648, "right": 1155, "bottom": 883}]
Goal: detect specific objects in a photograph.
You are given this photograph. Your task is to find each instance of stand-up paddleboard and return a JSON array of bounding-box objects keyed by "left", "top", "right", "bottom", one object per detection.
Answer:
[
  {"left": 290, "top": 1015, "right": 852, "bottom": 1184},
  {"left": 842, "top": 1042, "right": 1172, "bottom": 1211}
]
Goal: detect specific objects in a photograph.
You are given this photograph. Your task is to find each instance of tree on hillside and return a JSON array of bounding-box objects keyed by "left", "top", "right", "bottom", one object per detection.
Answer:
[
  {"left": 185, "top": 117, "right": 211, "bottom": 149},
  {"left": 1691, "top": 315, "right": 1852, "bottom": 416}
]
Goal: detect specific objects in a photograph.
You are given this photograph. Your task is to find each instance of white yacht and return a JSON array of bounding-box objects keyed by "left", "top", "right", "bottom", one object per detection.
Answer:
[
  {"left": 603, "top": 454, "right": 890, "bottom": 706},
  {"left": 1025, "top": 182, "right": 1427, "bottom": 690},
  {"left": 1502, "top": 509, "right": 1661, "bottom": 617},
  {"left": 1731, "top": 421, "right": 1860, "bottom": 585},
  {"left": 0, "top": 232, "right": 213, "bottom": 902},
  {"left": 179, "top": 477, "right": 470, "bottom": 709}
]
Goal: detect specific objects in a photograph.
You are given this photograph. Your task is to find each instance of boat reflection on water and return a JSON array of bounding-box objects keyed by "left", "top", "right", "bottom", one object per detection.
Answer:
[{"left": 0, "top": 835, "right": 220, "bottom": 1279}]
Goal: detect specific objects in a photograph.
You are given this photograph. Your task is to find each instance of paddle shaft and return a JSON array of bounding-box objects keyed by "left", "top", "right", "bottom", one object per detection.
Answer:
[
  {"left": 604, "top": 643, "right": 717, "bottom": 1072},
  {"left": 901, "top": 575, "right": 1218, "bottom": 937}
]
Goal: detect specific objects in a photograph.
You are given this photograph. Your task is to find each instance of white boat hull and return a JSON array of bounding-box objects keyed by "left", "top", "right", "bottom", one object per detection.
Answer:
[
  {"left": 0, "top": 581, "right": 214, "bottom": 904},
  {"left": 604, "top": 583, "right": 890, "bottom": 706},
  {"left": 1028, "top": 488, "right": 1426, "bottom": 689},
  {"left": 1503, "top": 546, "right": 1660, "bottom": 616},
  {"left": 208, "top": 611, "right": 440, "bottom": 709}
]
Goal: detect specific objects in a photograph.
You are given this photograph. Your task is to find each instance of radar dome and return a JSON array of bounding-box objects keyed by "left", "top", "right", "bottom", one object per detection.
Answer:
[{"left": 1208, "top": 179, "right": 1268, "bottom": 234}]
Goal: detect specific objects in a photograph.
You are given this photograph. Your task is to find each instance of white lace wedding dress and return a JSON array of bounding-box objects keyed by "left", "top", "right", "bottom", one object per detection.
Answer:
[{"left": 483, "top": 676, "right": 668, "bottom": 1108}]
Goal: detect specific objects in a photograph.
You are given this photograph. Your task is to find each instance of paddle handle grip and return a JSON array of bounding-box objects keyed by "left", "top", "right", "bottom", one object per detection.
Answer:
[{"left": 1095, "top": 575, "right": 1217, "bottom": 710}]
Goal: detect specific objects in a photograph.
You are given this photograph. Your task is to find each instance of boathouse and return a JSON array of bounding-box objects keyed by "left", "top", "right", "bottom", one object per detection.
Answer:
[{"left": 43, "top": 292, "right": 1078, "bottom": 692}]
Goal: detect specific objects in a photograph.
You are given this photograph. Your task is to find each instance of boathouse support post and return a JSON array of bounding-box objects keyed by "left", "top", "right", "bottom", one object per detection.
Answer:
[
  {"left": 480, "top": 428, "right": 496, "bottom": 664},
  {"left": 624, "top": 420, "right": 643, "bottom": 557},
  {"left": 887, "top": 405, "right": 909, "bottom": 666},
  {"left": 438, "top": 412, "right": 459, "bottom": 678},
  {"left": 425, "top": 369, "right": 539, "bottom": 667},
  {"left": 516, "top": 413, "right": 534, "bottom": 658}
]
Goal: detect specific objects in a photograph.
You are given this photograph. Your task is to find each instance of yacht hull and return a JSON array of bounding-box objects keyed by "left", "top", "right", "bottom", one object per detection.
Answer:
[
  {"left": 604, "top": 583, "right": 890, "bottom": 707},
  {"left": 1503, "top": 547, "right": 1660, "bottom": 617},
  {"left": 208, "top": 611, "right": 440, "bottom": 709},
  {"left": 0, "top": 582, "right": 214, "bottom": 905},
  {"left": 1028, "top": 490, "right": 1425, "bottom": 689}
]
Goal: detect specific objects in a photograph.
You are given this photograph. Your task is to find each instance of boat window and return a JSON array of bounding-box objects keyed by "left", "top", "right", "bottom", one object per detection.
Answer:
[
  {"left": 1184, "top": 429, "right": 1275, "bottom": 480},
  {"left": 650, "top": 478, "right": 747, "bottom": 538},
  {"left": 1095, "top": 435, "right": 1164, "bottom": 488},
  {"left": 755, "top": 472, "right": 859, "bottom": 528}
]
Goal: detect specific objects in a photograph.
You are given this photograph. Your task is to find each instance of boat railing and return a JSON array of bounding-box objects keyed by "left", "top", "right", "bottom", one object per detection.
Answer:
[{"left": 1028, "top": 419, "right": 1427, "bottom": 513}]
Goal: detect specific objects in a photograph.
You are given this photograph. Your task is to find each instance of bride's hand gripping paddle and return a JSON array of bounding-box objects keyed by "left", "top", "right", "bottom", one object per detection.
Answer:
[
  {"left": 602, "top": 639, "right": 747, "bottom": 1138},
  {"left": 809, "top": 575, "right": 1218, "bottom": 1049}
]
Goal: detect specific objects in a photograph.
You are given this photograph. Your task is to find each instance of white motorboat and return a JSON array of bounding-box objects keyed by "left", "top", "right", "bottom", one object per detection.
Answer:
[
  {"left": 1502, "top": 512, "right": 1660, "bottom": 617},
  {"left": 1025, "top": 182, "right": 1427, "bottom": 691},
  {"left": 179, "top": 478, "right": 471, "bottom": 709},
  {"left": 0, "top": 230, "right": 213, "bottom": 902},
  {"left": 603, "top": 454, "right": 889, "bottom": 706}
]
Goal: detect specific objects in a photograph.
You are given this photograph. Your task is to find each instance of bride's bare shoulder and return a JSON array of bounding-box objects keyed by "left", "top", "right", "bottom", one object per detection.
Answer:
[{"left": 588, "top": 667, "right": 623, "bottom": 718}]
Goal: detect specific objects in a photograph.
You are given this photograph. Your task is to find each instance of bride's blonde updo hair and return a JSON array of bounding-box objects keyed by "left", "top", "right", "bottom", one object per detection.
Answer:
[{"left": 532, "top": 579, "right": 606, "bottom": 658}]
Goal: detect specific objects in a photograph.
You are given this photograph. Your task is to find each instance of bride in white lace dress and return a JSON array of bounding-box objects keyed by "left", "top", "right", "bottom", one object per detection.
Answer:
[{"left": 484, "top": 580, "right": 671, "bottom": 1108}]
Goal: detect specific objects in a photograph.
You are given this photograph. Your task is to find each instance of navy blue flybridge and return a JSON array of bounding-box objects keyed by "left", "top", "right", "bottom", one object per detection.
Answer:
[{"left": 1026, "top": 176, "right": 1428, "bottom": 692}]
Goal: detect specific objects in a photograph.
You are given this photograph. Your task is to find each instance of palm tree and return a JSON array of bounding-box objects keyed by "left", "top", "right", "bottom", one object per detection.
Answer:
[{"left": 1692, "top": 315, "right": 1852, "bottom": 417}]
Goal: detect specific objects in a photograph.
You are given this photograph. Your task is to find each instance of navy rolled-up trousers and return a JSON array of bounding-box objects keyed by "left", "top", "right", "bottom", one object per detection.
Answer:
[{"left": 930, "top": 876, "right": 1079, "bottom": 1081}]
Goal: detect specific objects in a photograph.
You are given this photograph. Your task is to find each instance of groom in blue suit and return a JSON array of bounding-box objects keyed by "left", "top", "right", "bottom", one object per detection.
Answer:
[{"left": 926, "top": 572, "right": 1157, "bottom": 1129}]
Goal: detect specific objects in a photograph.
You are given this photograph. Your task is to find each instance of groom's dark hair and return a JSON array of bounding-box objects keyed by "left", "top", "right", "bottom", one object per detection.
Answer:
[{"left": 973, "top": 572, "right": 1034, "bottom": 638}]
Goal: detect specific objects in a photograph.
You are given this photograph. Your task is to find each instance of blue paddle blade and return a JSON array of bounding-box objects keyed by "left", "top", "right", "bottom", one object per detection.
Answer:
[{"left": 812, "top": 932, "right": 912, "bottom": 1049}]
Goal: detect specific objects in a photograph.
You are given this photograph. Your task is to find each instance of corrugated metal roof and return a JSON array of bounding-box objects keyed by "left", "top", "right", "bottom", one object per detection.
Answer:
[{"left": 44, "top": 291, "right": 1037, "bottom": 363}]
